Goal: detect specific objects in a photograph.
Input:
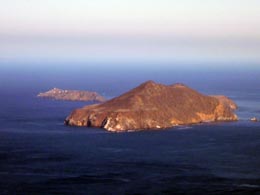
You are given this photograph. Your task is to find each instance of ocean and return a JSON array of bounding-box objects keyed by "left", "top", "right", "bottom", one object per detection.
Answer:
[{"left": 0, "top": 62, "right": 260, "bottom": 194}]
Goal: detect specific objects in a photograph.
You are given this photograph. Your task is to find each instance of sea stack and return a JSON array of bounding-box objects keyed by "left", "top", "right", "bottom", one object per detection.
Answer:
[
  {"left": 250, "top": 117, "right": 258, "bottom": 122},
  {"left": 37, "top": 88, "right": 106, "bottom": 102},
  {"left": 65, "top": 81, "right": 238, "bottom": 132}
]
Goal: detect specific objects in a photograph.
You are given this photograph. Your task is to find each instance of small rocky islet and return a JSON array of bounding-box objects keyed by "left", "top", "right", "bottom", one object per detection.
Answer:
[
  {"left": 65, "top": 81, "right": 238, "bottom": 132},
  {"left": 37, "top": 88, "right": 106, "bottom": 102},
  {"left": 250, "top": 117, "right": 259, "bottom": 122}
]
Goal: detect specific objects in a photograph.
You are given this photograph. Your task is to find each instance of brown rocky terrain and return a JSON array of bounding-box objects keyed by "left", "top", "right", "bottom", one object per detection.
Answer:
[
  {"left": 211, "top": 95, "right": 238, "bottom": 110},
  {"left": 37, "top": 88, "right": 106, "bottom": 102},
  {"left": 65, "top": 81, "right": 238, "bottom": 132}
]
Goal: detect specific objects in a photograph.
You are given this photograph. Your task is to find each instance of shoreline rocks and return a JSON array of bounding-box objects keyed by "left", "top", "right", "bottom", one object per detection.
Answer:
[{"left": 250, "top": 117, "right": 258, "bottom": 122}]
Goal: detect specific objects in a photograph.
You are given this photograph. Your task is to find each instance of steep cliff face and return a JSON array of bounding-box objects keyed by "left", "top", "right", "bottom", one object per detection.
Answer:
[
  {"left": 65, "top": 81, "right": 238, "bottom": 132},
  {"left": 37, "top": 88, "right": 106, "bottom": 102}
]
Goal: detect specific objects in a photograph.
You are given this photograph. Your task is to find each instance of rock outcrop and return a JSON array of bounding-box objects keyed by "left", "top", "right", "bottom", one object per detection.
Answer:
[
  {"left": 65, "top": 81, "right": 238, "bottom": 132},
  {"left": 250, "top": 117, "right": 258, "bottom": 122},
  {"left": 211, "top": 95, "right": 238, "bottom": 110},
  {"left": 37, "top": 88, "right": 106, "bottom": 102}
]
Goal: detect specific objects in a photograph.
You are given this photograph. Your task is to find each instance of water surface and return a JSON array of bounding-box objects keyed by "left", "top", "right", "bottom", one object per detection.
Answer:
[{"left": 0, "top": 63, "right": 260, "bottom": 194}]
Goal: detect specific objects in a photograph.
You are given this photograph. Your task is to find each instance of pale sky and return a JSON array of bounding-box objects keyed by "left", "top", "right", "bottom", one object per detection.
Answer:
[{"left": 0, "top": 0, "right": 259, "bottom": 63}]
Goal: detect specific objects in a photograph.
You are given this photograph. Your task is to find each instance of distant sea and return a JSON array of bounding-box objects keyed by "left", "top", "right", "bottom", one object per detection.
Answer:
[{"left": 0, "top": 62, "right": 260, "bottom": 194}]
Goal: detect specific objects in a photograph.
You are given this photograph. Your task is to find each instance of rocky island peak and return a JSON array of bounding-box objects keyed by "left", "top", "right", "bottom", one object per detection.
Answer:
[{"left": 65, "top": 80, "right": 238, "bottom": 132}]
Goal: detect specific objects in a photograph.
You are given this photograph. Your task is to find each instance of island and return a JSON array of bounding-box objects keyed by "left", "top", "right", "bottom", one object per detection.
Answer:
[
  {"left": 65, "top": 81, "right": 238, "bottom": 132},
  {"left": 37, "top": 88, "right": 106, "bottom": 102}
]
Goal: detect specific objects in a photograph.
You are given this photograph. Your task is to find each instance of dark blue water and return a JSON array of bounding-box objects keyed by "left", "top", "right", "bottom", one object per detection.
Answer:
[{"left": 1, "top": 63, "right": 260, "bottom": 194}]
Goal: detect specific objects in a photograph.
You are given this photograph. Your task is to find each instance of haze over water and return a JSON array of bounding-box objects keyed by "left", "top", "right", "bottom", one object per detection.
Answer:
[{"left": 1, "top": 0, "right": 260, "bottom": 63}]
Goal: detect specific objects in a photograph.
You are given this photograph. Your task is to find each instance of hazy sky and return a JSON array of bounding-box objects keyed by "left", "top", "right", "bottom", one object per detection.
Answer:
[{"left": 0, "top": 0, "right": 259, "bottom": 63}]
